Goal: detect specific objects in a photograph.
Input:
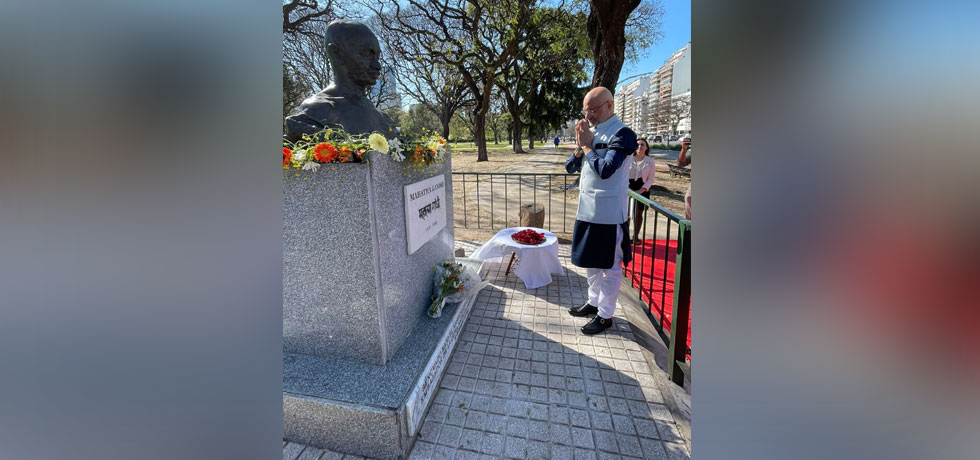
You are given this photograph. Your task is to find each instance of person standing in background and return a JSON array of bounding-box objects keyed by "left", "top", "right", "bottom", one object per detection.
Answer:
[
  {"left": 554, "top": 135, "right": 560, "bottom": 149},
  {"left": 564, "top": 87, "right": 637, "bottom": 335},
  {"left": 628, "top": 137, "right": 656, "bottom": 243},
  {"left": 678, "top": 137, "right": 692, "bottom": 220}
]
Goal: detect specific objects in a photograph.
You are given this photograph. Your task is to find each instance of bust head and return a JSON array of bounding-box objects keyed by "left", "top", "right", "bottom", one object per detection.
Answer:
[
  {"left": 324, "top": 20, "right": 382, "bottom": 96},
  {"left": 284, "top": 21, "right": 392, "bottom": 141}
]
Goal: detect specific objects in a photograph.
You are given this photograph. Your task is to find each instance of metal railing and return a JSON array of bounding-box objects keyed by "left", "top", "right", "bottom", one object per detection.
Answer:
[
  {"left": 449, "top": 171, "right": 692, "bottom": 386},
  {"left": 625, "top": 190, "right": 691, "bottom": 385},
  {"left": 451, "top": 172, "right": 579, "bottom": 233}
]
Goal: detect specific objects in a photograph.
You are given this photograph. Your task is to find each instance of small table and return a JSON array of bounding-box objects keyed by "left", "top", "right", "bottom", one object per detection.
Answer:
[{"left": 470, "top": 227, "right": 564, "bottom": 289}]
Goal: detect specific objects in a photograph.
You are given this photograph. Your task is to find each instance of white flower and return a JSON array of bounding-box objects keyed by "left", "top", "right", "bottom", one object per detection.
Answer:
[
  {"left": 292, "top": 150, "right": 306, "bottom": 163},
  {"left": 387, "top": 137, "right": 401, "bottom": 152},
  {"left": 302, "top": 161, "right": 320, "bottom": 172},
  {"left": 368, "top": 133, "right": 389, "bottom": 152},
  {"left": 387, "top": 137, "right": 404, "bottom": 161}
]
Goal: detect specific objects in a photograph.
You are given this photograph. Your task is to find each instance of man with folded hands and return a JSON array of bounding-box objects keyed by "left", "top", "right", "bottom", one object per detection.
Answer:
[{"left": 564, "top": 87, "right": 637, "bottom": 335}]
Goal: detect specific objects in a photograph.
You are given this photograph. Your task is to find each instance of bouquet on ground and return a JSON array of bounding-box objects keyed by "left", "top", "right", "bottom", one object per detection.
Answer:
[
  {"left": 428, "top": 260, "right": 488, "bottom": 318},
  {"left": 283, "top": 127, "right": 451, "bottom": 171},
  {"left": 511, "top": 229, "right": 546, "bottom": 245}
]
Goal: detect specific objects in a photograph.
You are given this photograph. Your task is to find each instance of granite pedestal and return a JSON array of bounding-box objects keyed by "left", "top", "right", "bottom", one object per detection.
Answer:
[
  {"left": 283, "top": 151, "right": 454, "bottom": 365},
  {"left": 283, "top": 260, "right": 482, "bottom": 459},
  {"left": 284, "top": 152, "right": 474, "bottom": 458}
]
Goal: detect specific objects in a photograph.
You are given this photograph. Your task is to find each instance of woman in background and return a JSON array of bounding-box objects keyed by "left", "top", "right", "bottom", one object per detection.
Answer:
[{"left": 628, "top": 137, "right": 656, "bottom": 243}]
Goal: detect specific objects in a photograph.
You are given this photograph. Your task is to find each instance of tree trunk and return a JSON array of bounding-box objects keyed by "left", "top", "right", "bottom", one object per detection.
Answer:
[
  {"left": 473, "top": 78, "right": 496, "bottom": 162},
  {"left": 512, "top": 117, "right": 524, "bottom": 153},
  {"left": 475, "top": 110, "right": 488, "bottom": 161},
  {"left": 587, "top": 0, "right": 641, "bottom": 92},
  {"left": 502, "top": 88, "right": 525, "bottom": 154},
  {"left": 440, "top": 118, "right": 451, "bottom": 140},
  {"left": 519, "top": 204, "right": 545, "bottom": 228},
  {"left": 528, "top": 124, "right": 535, "bottom": 149},
  {"left": 439, "top": 107, "right": 451, "bottom": 140}
]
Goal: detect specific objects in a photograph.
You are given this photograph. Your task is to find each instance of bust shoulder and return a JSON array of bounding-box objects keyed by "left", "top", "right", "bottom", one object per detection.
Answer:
[
  {"left": 299, "top": 92, "right": 344, "bottom": 110},
  {"left": 286, "top": 89, "right": 392, "bottom": 137},
  {"left": 295, "top": 93, "right": 351, "bottom": 124}
]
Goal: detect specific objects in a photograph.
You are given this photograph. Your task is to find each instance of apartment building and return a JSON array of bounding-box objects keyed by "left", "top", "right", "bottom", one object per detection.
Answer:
[
  {"left": 615, "top": 42, "right": 692, "bottom": 138},
  {"left": 614, "top": 77, "right": 650, "bottom": 135}
]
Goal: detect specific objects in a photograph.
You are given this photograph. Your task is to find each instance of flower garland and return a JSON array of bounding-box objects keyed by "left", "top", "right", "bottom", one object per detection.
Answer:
[{"left": 283, "top": 127, "right": 451, "bottom": 173}]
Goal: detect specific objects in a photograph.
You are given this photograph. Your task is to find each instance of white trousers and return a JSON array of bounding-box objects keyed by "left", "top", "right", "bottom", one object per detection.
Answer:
[{"left": 586, "top": 225, "right": 624, "bottom": 319}]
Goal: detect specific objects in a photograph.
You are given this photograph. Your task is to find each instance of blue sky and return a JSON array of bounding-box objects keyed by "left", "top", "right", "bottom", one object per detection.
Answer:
[{"left": 619, "top": 0, "right": 691, "bottom": 85}]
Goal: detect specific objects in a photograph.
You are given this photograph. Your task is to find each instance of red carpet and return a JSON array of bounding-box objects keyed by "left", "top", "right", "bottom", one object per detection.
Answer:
[{"left": 624, "top": 239, "right": 691, "bottom": 357}]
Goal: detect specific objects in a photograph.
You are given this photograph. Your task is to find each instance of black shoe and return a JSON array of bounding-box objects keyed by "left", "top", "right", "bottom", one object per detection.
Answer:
[
  {"left": 568, "top": 302, "right": 598, "bottom": 317},
  {"left": 581, "top": 315, "right": 613, "bottom": 335}
]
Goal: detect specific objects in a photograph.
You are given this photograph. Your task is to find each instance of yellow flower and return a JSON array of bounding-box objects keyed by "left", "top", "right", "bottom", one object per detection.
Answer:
[{"left": 368, "top": 133, "right": 389, "bottom": 152}]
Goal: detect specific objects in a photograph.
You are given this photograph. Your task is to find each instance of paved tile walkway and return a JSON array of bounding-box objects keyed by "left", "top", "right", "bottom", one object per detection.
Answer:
[{"left": 285, "top": 241, "right": 691, "bottom": 460}]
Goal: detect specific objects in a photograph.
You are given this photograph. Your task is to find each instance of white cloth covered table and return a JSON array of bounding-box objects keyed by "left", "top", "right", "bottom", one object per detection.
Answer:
[{"left": 470, "top": 227, "right": 564, "bottom": 289}]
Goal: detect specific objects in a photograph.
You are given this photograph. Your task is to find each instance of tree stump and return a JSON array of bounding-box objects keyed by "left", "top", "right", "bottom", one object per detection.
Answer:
[{"left": 519, "top": 203, "right": 545, "bottom": 228}]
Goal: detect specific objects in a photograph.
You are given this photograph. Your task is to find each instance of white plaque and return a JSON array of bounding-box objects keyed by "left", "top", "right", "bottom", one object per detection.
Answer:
[{"left": 404, "top": 175, "right": 447, "bottom": 254}]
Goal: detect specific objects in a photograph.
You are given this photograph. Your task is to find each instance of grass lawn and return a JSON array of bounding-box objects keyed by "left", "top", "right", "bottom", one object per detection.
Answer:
[
  {"left": 448, "top": 141, "right": 515, "bottom": 154},
  {"left": 449, "top": 142, "right": 573, "bottom": 173}
]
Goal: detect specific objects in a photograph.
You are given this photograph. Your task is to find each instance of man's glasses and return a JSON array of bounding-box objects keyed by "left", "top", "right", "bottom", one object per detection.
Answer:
[{"left": 581, "top": 101, "right": 610, "bottom": 117}]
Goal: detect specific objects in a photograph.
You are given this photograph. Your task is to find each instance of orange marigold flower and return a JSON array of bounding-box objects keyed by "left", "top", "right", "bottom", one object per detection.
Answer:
[
  {"left": 283, "top": 147, "right": 291, "bottom": 167},
  {"left": 313, "top": 142, "right": 337, "bottom": 162},
  {"left": 339, "top": 146, "right": 352, "bottom": 163}
]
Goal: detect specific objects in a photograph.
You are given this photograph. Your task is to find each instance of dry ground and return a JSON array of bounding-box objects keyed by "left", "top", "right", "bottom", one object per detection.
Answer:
[{"left": 449, "top": 142, "right": 569, "bottom": 174}]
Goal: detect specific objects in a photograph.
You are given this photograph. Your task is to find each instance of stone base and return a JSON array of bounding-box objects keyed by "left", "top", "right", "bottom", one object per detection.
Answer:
[
  {"left": 283, "top": 151, "right": 454, "bottom": 365},
  {"left": 283, "top": 260, "right": 483, "bottom": 459}
]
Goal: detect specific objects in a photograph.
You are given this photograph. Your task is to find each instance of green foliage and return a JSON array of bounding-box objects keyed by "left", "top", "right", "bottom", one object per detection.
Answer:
[
  {"left": 565, "top": 0, "right": 664, "bottom": 65},
  {"left": 498, "top": 7, "right": 590, "bottom": 151},
  {"left": 367, "top": 1, "right": 662, "bottom": 158},
  {"left": 383, "top": 106, "right": 406, "bottom": 128},
  {"left": 401, "top": 104, "right": 441, "bottom": 138},
  {"left": 449, "top": 109, "right": 474, "bottom": 142},
  {"left": 623, "top": 1, "right": 666, "bottom": 64},
  {"left": 525, "top": 69, "right": 588, "bottom": 136}
]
